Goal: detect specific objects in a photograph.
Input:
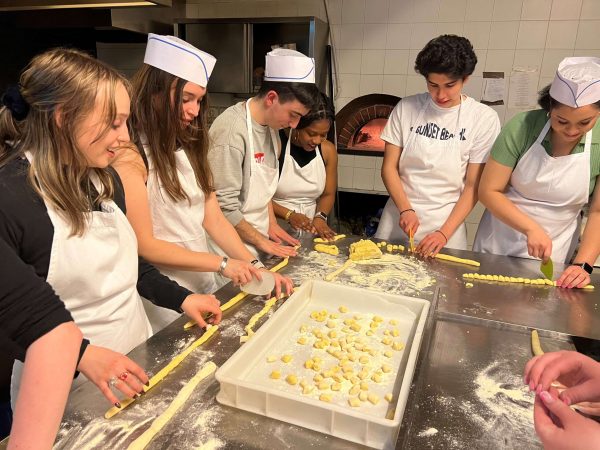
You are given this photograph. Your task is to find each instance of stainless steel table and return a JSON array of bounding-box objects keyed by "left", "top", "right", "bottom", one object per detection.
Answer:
[{"left": 3, "top": 235, "right": 597, "bottom": 449}]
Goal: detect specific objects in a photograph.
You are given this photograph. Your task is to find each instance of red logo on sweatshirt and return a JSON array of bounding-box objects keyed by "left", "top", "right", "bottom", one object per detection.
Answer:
[{"left": 254, "top": 152, "right": 265, "bottom": 164}]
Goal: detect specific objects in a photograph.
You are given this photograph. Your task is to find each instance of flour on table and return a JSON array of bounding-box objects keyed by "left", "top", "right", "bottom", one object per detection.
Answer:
[
  {"left": 421, "top": 359, "right": 537, "bottom": 449},
  {"left": 194, "top": 437, "right": 224, "bottom": 450},
  {"left": 289, "top": 250, "right": 435, "bottom": 297},
  {"left": 418, "top": 427, "right": 438, "bottom": 437},
  {"left": 53, "top": 351, "right": 218, "bottom": 450}
]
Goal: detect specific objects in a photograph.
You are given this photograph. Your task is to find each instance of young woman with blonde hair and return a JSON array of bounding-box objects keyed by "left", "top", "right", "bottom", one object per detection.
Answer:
[{"left": 0, "top": 48, "right": 221, "bottom": 413}]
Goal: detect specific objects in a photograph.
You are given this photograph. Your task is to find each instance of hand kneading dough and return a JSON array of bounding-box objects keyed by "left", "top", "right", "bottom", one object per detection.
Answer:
[
  {"left": 105, "top": 326, "right": 218, "bottom": 419},
  {"left": 184, "top": 256, "right": 291, "bottom": 329}
]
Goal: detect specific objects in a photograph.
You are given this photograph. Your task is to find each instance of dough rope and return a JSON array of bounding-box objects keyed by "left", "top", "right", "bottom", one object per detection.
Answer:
[
  {"left": 531, "top": 329, "right": 544, "bottom": 356},
  {"left": 125, "top": 361, "right": 217, "bottom": 450},
  {"left": 314, "top": 243, "right": 339, "bottom": 255},
  {"left": 104, "top": 325, "right": 219, "bottom": 419},
  {"left": 324, "top": 259, "right": 354, "bottom": 282},
  {"left": 239, "top": 296, "right": 280, "bottom": 343},
  {"left": 463, "top": 272, "right": 595, "bottom": 289},
  {"left": 435, "top": 253, "right": 480, "bottom": 267},
  {"left": 314, "top": 234, "right": 346, "bottom": 243},
  {"left": 184, "top": 256, "right": 291, "bottom": 329}
]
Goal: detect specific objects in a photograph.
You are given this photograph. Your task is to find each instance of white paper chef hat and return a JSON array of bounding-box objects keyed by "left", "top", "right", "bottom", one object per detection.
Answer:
[
  {"left": 144, "top": 34, "right": 217, "bottom": 88},
  {"left": 264, "top": 48, "right": 315, "bottom": 84},
  {"left": 549, "top": 56, "right": 600, "bottom": 108}
]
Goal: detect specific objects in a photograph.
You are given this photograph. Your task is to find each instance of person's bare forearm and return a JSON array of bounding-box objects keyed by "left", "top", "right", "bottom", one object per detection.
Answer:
[
  {"left": 235, "top": 219, "right": 268, "bottom": 247},
  {"left": 9, "top": 322, "right": 82, "bottom": 450},
  {"left": 316, "top": 191, "right": 335, "bottom": 216},
  {"left": 439, "top": 163, "right": 484, "bottom": 237},
  {"left": 139, "top": 237, "right": 223, "bottom": 273},
  {"left": 480, "top": 188, "right": 542, "bottom": 235},
  {"left": 205, "top": 214, "right": 256, "bottom": 262},
  {"left": 272, "top": 201, "right": 290, "bottom": 220},
  {"left": 439, "top": 185, "right": 478, "bottom": 238},
  {"left": 574, "top": 210, "right": 600, "bottom": 264},
  {"left": 479, "top": 160, "right": 543, "bottom": 236}
]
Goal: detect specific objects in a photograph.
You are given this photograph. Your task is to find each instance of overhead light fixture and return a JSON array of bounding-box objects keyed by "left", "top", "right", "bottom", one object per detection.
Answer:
[{"left": 0, "top": 0, "right": 171, "bottom": 10}]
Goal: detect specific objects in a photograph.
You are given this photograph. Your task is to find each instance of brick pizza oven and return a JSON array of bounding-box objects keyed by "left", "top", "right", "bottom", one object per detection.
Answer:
[
  {"left": 336, "top": 94, "right": 400, "bottom": 154},
  {"left": 333, "top": 94, "right": 400, "bottom": 236}
]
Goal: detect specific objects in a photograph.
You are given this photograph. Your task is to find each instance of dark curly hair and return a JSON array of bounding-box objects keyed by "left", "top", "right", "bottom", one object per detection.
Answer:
[
  {"left": 296, "top": 92, "right": 334, "bottom": 130},
  {"left": 415, "top": 34, "right": 477, "bottom": 79},
  {"left": 538, "top": 84, "right": 600, "bottom": 111}
]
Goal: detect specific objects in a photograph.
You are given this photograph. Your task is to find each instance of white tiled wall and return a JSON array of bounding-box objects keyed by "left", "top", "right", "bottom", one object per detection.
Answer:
[
  {"left": 330, "top": 0, "right": 600, "bottom": 247},
  {"left": 337, "top": 154, "right": 388, "bottom": 194},
  {"left": 330, "top": 0, "right": 600, "bottom": 122}
]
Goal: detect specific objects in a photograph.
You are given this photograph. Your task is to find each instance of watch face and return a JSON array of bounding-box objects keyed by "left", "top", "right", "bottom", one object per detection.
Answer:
[{"left": 583, "top": 262, "right": 594, "bottom": 274}]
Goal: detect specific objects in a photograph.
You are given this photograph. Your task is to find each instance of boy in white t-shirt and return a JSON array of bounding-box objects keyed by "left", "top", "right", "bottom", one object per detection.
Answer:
[{"left": 375, "top": 34, "right": 500, "bottom": 255}]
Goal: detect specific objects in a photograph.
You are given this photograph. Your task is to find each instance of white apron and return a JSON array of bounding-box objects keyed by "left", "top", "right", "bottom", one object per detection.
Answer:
[
  {"left": 474, "top": 121, "right": 591, "bottom": 263},
  {"left": 12, "top": 158, "right": 152, "bottom": 405},
  {"left": 210, "top": 98, "right": 280, "bottom": 258},
  {"left": 273, "top": 131, "right": 327, "bottom": 218},
  {"left": 142, "top": 145, "right": 217, "bottom": 333},
  {"left": 375, "top": 97, "right": 468, "bottom": 249}
]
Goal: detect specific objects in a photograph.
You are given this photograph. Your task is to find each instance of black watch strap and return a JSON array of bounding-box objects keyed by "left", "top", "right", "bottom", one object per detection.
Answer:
[
  {"left": 579, "top": 262, "right": 594, "bottom": 274},
  {"left": 314, "top": 211, "right": 328, "bottom": 221}
]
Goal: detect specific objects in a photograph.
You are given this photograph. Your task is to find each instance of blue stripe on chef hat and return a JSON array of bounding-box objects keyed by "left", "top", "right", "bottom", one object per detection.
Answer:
[
  {"left": 264, "top": 65, "right": 315, "bottom": 82},
  {"left": 576, "top": 80, "right": 600, "bottom": 106}
]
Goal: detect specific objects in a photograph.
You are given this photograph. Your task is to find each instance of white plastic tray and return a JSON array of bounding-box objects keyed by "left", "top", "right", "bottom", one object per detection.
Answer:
[{"left": 215, "top": 280, "right": 429, "bottom": 449}]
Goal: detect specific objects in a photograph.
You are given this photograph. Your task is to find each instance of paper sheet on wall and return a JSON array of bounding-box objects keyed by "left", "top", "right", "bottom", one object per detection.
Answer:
[
  {"left": 508, "top": 69, "right": 539, "bottom": 109},
  {"left": 482, "top": 72, "right": 505, "bottom": 104}
]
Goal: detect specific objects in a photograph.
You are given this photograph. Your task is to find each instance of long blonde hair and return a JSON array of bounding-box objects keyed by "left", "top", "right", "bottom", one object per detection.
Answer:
[
  {"left": 129, "top": 64, "right": 213, "bottom": 202},
  {"left": 0, "top": 48, "right": 130, "bottom": 236}
]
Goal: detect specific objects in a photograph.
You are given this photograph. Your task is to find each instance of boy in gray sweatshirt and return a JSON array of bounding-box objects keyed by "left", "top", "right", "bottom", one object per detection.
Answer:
[{"left": 208, "top": 49, "right": 319, "bottom": 259}]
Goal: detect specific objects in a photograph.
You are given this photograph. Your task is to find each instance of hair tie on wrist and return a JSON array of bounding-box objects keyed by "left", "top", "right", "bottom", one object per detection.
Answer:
[
  {"left": 435, "top": 229, "right": 448, "bottom": 243},
  {"left": 399, "top": 208, "right": 415, "bottom": 216},
  {"left": 1, "top": 85, "right": 30, "bottom": 121}
]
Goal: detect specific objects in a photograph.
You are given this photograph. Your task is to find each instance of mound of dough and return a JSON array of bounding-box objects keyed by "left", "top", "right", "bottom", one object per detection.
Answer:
[{"left": 349, "top": 240, "right": 382, "bottom": 261}]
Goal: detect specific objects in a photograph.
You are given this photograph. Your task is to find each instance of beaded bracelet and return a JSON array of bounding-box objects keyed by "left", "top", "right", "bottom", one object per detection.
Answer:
[{"left": 399, "top": 208, "right": 415, "bottom": 216}]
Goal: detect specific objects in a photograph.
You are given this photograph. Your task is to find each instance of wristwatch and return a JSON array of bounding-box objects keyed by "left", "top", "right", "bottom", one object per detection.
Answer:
[
  {"left": 576, "top": 262, "right": 594, "bottom": 274},
  {"left": 218, "top": 256, "right": 229, "bottom": 275},
  {"left": 314, "top": 211, "right": 328, "bottom": 222}
]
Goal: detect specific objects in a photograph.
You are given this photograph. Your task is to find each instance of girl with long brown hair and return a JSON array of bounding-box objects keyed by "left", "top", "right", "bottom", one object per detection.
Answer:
[
  {"left": 0, "top": 47, "right": 222, "bottom": 414},
  {"left": 114, "top": 34, "right": 293, "bottom": 332}
]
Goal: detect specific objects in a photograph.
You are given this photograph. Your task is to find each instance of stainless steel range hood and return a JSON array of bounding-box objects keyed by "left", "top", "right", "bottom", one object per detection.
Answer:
[
  {"left": 0, "top": 0, "right": 171, "bottom": 10},
  {"left": 1, "top": 3, "right": 174, "bottom": 35}
]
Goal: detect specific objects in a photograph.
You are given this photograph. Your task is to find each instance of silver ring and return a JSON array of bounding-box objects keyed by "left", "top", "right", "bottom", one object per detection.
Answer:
[{"left": 108, "top": 376, "right": 119, "bottom": 388}]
